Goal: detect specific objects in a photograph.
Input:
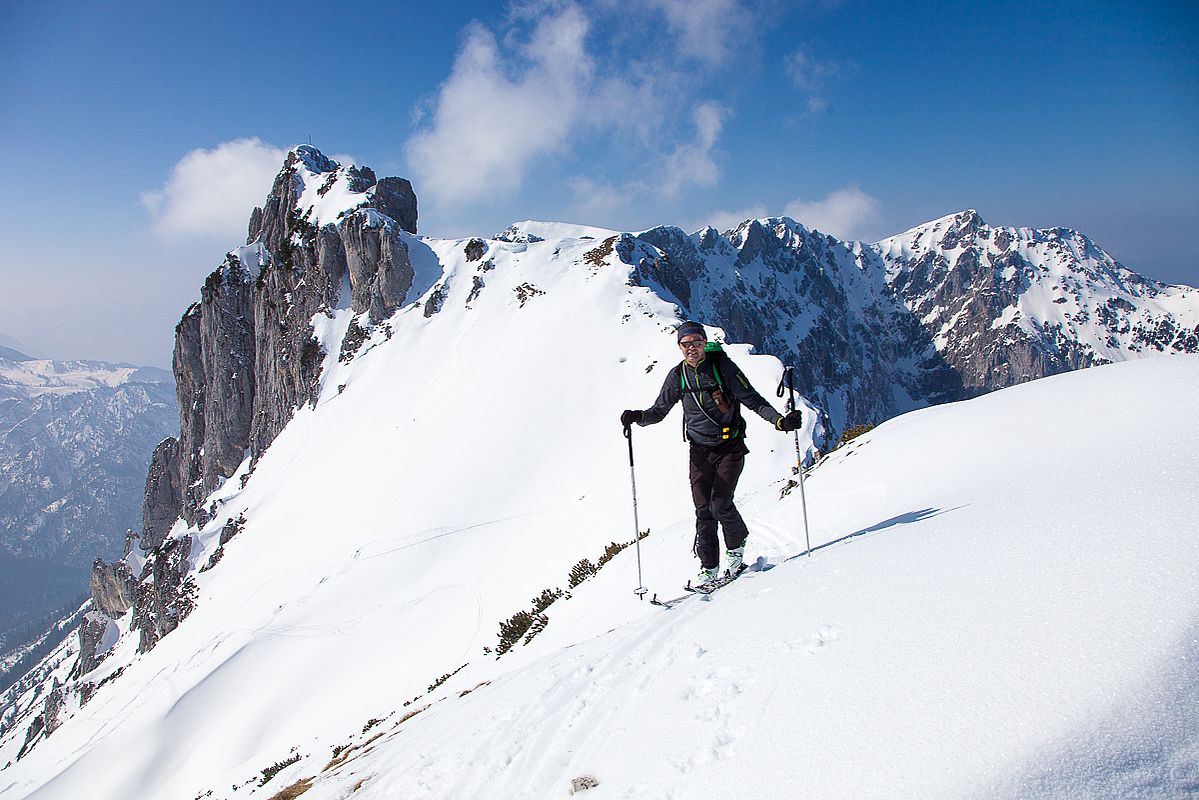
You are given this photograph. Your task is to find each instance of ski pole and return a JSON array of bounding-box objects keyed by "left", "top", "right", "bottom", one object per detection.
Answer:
[
  {"left": 777, "top": 367, "right": 804, "bottom": 474},
  {"left": 624, "top": 424, "right": 649, "bottom": 598},
  {"left": 777, "top": 367, "right": 813, "bottom": 558}
]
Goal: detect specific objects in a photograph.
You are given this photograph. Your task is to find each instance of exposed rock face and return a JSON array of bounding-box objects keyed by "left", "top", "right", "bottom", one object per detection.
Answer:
[
  {"left": 638, "top": 219, "right": 959, "bottom": 436},
  {"left": 168, "top": 253, "right": 257, "bottom": 529},
  {"left": 41, "top": 681, "right": 63, "bottom": 736},
  {"left": 199, "top": 257, "right": 256, "bottom": 480},
  {"left": 341, "top": 212, "right": 417, "bottom": 321},
  {"left": 76, "top": 614, "right": 111, "bottom": 675},
  {"left": 165, "top": 145, "right": 419, "bottom": 530},
  {"left": 16, "top": 710, "right": 43, "bottom": 761},
  {"left": 142, "top": 437, "right": 181, "bottom": 551},
  {"left": 131, "top": 534, "right": 195, "bottom": 653},
  {"left": 90, "top": 559, "right": 136, "bottom": 618},
  {"left": 243, "top": 146, "right": 418, "bottom": 458},
  {"left": 374, "top": 177, "right": 419, "bottom": 234},
  {"left": 127, "top": 146, "right": 421, "bottom": 657},
  {"left": 172, "top": 304, "right": 207, "bottom": 527}
]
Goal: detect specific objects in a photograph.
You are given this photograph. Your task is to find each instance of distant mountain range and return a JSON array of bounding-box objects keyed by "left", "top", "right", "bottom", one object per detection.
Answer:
[{"left": 0, "top": 350, "right": 177, "bottom": 657}]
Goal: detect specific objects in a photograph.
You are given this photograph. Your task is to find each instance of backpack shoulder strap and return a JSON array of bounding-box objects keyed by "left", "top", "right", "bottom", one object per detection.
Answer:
[{"left": 704, "top": 347, "right": 729, "bottom": 392}]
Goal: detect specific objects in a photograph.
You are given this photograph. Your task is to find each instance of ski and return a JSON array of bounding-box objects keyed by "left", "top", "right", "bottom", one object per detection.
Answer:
[
  {"left": 650, "top": 562, "right": 753, "bottom": 609},
  {"left": 685, "top": 562, "right": 748, "bottom": 595},
  {"left": 649, "top": 592, "right": 693, "bottom": 609}
]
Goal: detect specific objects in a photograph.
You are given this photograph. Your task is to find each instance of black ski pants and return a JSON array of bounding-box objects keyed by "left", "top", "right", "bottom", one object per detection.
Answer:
[{"left": 689, "top": 440, "right": 750, "bottom": 569}]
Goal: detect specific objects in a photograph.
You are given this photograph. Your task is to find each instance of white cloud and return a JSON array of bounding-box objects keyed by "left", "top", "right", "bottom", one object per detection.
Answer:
[
  {"left": 141, "top": 138, "right": 286, "bottom": 242},
  {"left": 783, "top": 185, "right": 880, "bottom": 240},
  {"left": 688, "top": 185, "right": 881, "bottom": 239},
  {"left": 567, "top": 176, "right": 630, "bottom": 223},
  {"left": 643, "top": 0, "right": 751, "bottom": 67},
  {"left": 784, "top": 47, "right": 843, "bottom": 116},
  {"left": 660, "top": 102, "right": 727, "bottom": 198},
  {"left": 404, "top": 5, "right": 593, "bottom": 208},
  {"left": 784, "top": 47, "right": 838, "bottom": 92},
  {"left": 688, "top": 205, "right": 769, "bottom": 234}
]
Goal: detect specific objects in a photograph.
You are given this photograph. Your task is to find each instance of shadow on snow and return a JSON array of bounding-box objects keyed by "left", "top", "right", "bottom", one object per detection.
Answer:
[{"left": 789, "top": 506, "right": 963, "bottom": 560}]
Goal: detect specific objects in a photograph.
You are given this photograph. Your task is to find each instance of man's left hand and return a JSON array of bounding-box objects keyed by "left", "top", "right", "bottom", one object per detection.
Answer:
[{"left": 776, "top": 410, "right": 802, "bottom": 432}]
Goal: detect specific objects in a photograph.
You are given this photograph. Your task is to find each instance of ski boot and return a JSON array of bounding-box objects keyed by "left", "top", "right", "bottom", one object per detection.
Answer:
[
  {"left": 725, "top": 546, "right": 745, "bottom": 576},
  {"left": 695, "top": 566, "right": 720, "bottom": 589}
]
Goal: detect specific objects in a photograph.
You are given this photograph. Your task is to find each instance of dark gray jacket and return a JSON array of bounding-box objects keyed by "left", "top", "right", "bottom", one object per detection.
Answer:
[{"left": 638, "top": 349, "right": 782, "bottom": 448}]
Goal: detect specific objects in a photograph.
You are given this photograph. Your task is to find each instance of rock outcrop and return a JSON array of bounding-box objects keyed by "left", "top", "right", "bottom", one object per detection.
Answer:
[
  {"left": 142, "top": 437, "right": 182, "bottom": 551},
  {"left": 76, "top": 614, "right": 112, "bottom": 676},
  {"left": 131, "top": 534, "right": 195, "bottom": 653},
  {"left": 89, "top": 559, "right": 136, "bottom": 618},
  {"left": 150, "top": 145, "right": 419, "bottom": 535},
  {"left": 129, "top": 146, "right": 420, "bottom": 656}
]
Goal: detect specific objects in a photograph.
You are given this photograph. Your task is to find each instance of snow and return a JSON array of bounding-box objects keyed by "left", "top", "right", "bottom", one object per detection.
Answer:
[
  {"left": 297, "top": 169, "right": 367, "bottom": 228},
  {"left": 228, "top": 242, "right": 270, "bottom": 273},
  {"left": 498, "top": 220, "right": 620, "bottom": 242},
  {"left": 2, "top": 228, "right": 1197, "bottom": 800},
  {"left": 0, "top": 357, "right": 169, "bottom": 398},
  {"left": 286, "top": 147, "right": 375, "bottom": 230}
]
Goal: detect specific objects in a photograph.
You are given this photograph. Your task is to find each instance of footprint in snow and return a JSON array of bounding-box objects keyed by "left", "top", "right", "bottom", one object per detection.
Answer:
[{"left": 804, "top": 625, "right": 840, "bottom": 654}]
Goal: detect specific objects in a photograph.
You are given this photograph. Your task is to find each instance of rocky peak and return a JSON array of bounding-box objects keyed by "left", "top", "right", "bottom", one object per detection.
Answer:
[
  {"left": 292, "top": 143, "right": 339, "bottom": 175},
  {"left": 131, "top": 147, "right": 424, "bottom": 658},
  {"left": 259, "top": 146, "right": 417, "bottom": 242},
  {"left": 728, "top": 218, "right": 778, "bottom": 265},
  {"left": 724, "top": 217, "right": 830, "bottom": 273}
]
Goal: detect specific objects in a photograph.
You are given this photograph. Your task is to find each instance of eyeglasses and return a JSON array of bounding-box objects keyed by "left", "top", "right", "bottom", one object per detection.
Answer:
[{"left": 679, "top": 339, "right": 706, "bottom": 349}]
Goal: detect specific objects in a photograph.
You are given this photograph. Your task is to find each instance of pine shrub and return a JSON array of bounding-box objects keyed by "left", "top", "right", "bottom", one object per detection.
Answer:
[
  {"left": 497, "top": 611, "right": 540, "bottom": 656},
  {"left": 837, "top": 423, "right": 875, "bottom": 448},
  {"left": 259, "top": 753, "right": 301, "bottom": 786},
  {"left": 568, "top": 559, "right": 597, "bottom": 588}
]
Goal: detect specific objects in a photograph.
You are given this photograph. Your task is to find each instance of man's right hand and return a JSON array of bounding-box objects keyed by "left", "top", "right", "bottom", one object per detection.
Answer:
[{"left": 621, "top": 410, "right": 643, "bottom": 427}]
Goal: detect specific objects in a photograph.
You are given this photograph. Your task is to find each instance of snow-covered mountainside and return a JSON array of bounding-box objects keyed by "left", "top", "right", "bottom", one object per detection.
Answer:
[
  {"left": 878, "top": 209, "right": 1199, "bottom": 390},
  {"left": 2, "top": 320, "right": 1195, "bottom": 796},
  {"left": 2, "top": 146, "right": 1196, "bottom": 798},
  {"left": 0, "top": 350, "right": 175, "bottom": 652}
]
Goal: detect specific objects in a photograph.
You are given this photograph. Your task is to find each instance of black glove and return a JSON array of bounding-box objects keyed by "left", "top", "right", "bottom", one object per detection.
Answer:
[
  {"left": 621, "top": 409, "right": 643, "bottom": 427},
  {"left": 776, "top": 410, "right": 802, "bottom": 432}
]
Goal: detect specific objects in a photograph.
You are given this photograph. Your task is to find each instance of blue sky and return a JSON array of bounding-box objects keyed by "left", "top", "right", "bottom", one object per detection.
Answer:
[{"left": 1, "top": 0, "right": 1196, "bottom": 367}]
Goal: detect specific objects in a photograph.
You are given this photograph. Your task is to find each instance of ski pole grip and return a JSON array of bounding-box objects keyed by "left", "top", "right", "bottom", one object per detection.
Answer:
[
  {"left": 624, "top": 424, "right": 635, "bottom": 466},
  {"left": 777, "top": 365, "right": 795, "bottom": 398}
]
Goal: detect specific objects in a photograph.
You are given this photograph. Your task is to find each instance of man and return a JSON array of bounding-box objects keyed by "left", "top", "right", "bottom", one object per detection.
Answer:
[{"left": 621, "top": 321, "right": 802, "bottom": 586}]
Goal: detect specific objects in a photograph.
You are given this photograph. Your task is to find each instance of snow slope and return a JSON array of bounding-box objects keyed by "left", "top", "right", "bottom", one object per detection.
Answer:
[
  {"left": 1, "top": 232, "right": 1195, "bottom": 799},
  {"left": 269, "top": 357, "right": 1199, "bottom": 800}
]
